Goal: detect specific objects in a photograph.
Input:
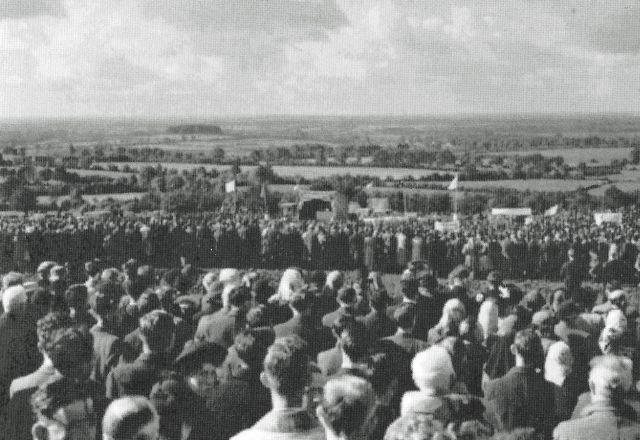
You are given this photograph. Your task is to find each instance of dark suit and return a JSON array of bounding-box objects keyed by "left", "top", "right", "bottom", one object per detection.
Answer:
[
  {"left": 195, "top": 308, "right": 240, "bottom": 348},
  {"left": 484, "top": 366, "right": 554, "bottom": 436},
  {"left": 273, "top": 315, "right": 333, "bottom": 358},
  {"left": 357, "top": 309, "right": 397, "bottom": 341},
  {"left": 382, "top": 332, "right": 429, "bottom": 359},
  {"left": 0, "top": 311, "right": 40, "bottom": 407},
  {"left": 106, "top": 352, "right": 172, "bottom": 399},
  {"left": 91, "top": 324, "right": 124, "bottom": 386},
  {"left": 317, "top": 346, "right": 342, "bottom": 377},
  {"left": 206, "top": 372, "right": 271, "bottom": 440}
]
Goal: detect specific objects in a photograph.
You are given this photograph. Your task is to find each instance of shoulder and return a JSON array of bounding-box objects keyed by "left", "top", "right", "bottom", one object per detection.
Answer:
[{"left": 553, "top": 418, "right": 582, "bottom": 440}]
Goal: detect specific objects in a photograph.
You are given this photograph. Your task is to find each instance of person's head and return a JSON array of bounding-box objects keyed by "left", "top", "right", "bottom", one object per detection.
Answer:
[
  {"left": 37, "top": 261, "right": 57, "bottom": 282},
  {"left": 605, "top": 309, "right": 627, "bottom": 334},
  {"left": 36, "top": 312, "right": 72, "bottom": 356},
  {"left": 138, "top": 310, "right": 175, "bottom": 354},
  {"left": 136, "top": 291, "right": 161, "bottom": 316},
  {"left": 223, "top": 285, "right": 252, "bottom": 310},
  {"left": 218, "top": 268, "right": 241, "bottom": 288},
  {"left": 337, "top": 287, "right": 357, "bottom": 309},
  {"left": 556, "top": 300, "right": 581, "bottom": 326},
  {"left": 438, "top": 298, "right": 466, "bottom": 333},
  {"left": 544, "top": 341, "right": 573, "bottom": 387},
  {"left": 511, "top": 329, "right": 544, "bottom": 368},
  {"left": 317, "top": 375, "right": 376, "bottom": 440},
  {"left": 477, "top": 300, "right": 498, "bottom": 342},
  {"left": 438, "top": 336, "right": 468, "bottom": 380},
  {"left": 31, "top": 377, "right": 97, "bottom": 440},
  {"left": 608, "top": 289, "right": 628, "bottom": 310},
  {"left": 549, "top": 288, "right": 567, "bottom": 313},
  {"left": 326, "top": 271, "right": 344, "bottom": 291},
  {"left": 201, "top": 272, "right": 217, "bottom": 294},
  {"left": 45, "top": 325, "right": 94, "bottom": 380},
  {"left": 64, "top": 285, "right": 88, "bottom": 315},
  {"left": 338, "top": 319, "right": 369, "bottom": 363},
  {"left": 369, "top": 288, "right": 391, "bottom": 312},
  {"left": 411, "top": 346, "right": 454, "bottom": 395},
  {"left": 608, "top": 243, "right": 619, "bottom": 261},
  {"left": 49, "top": 266, "right": 67, "bottom": 285},
  {"left": 588, "top": 355, "right": 633, "bottom": 404},
  {"left": 531, "top": 310, "right": 556, "bottom": 339},
  {"left": 2, "top": 285, "right": 27, "bottom": 313},
  {"left": 277, "top": 268, "right": 305, "bottom": 303},
  {"left": 490, "top": 428, "right": 537, "bottom": 440},
  {"left": 84, "top": 260, "right": 102, "bottom": 281},
  {"left": 175, "top": 341, "right": 227, "bottom": 392},
  {"left": 102, "top": 396, "right": 159, "bottom": 440},
  {"left": 149, "top": 374, "right": 197, "bottom": 439},
  {"left": 234, "top": 328, "right": 275, "bottom": 375},
  {"left": 383, "top": 414, "right": 449, "bottom": 440},
  {"left": 261, "top": 335, "right": 311, "bottom": 403},
  {"left": 100, "top": 268, "right": 121, "bottom": 284},
  {"left": 394, "top": 302, "right": 417, "bottom": 332},
  {"left": 2, "top": 271, "right": 23, "bottom": 290}
]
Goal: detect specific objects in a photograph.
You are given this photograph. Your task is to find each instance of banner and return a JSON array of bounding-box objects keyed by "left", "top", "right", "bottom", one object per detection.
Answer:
[
  {"left": 544, "top": 205, "right": 559, "bottom": 216},
  {"left": 225, "top": 180, "right": 236, "bottom": 193},
  {"left": 368, "top": 197, "right": 390, "bottom": 213},
  {"left": 491, "top": 208, "right": 532, "bottom": 217},
  {"left": 435, "top": 220, "right": 460, "bottom": 232},
  {"left": 594, "top": 212, "right": 622, "bottom": 226}
]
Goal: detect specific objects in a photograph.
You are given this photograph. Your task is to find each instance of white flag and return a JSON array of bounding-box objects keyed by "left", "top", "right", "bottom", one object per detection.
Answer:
[
  {"left": 225, "top": 180, "right": 236, "bottom": 193},
  {"left": 447, "top": 174, "right": 459, "bottom": 191},
  {"left": 544, "top": 204, "right": 559, "bottom": 216},
  {"left": 365, "top": 182, "right": 374, "bottom": 189},
  {"left": 293, "top": 184, "right": 300, "bottom": 192}
]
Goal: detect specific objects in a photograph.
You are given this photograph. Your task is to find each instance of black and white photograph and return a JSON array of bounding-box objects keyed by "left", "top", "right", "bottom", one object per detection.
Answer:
[{"left": 0, "top": 1, "right": 639, "bottom": 439}]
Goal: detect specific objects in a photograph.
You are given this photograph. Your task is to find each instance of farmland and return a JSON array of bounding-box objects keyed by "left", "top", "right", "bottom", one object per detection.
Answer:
[{"left": 486, "top": 147, "right": 632, "bottom": 166}]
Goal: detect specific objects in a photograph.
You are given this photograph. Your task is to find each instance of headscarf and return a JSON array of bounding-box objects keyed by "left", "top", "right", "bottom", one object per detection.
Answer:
[{"left": 544, "top": 341, "right": 573, "bottom": 387}]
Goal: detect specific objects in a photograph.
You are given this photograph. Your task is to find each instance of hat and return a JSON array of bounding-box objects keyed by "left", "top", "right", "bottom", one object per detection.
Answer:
[
  {"left": 608, "top": 289, "right": 627, "bottom": 301},
  {"left": 449, "top": 265, "right": 470, "bottom": 280},
  {"left": 174, "top": 340, "right": 227, "bottom": 370},
  {"left": 337, "top": 287, "right": 357, "bottom": 306},
  {"left": 486, "top": 271, "right": 502, "bottom": 284},
  {"left": 37, "top": 261, "right": 56, "bottom": 275},
  {"left": 531, "top": 310, "right": 555, "bottom": 327}
]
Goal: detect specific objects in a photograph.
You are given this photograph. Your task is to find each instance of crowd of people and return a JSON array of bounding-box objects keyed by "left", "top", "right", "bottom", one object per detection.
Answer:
[
  {"left": 2, "top": 209, "right": 640, "bottom": 285},
  {"left": 0, "top": 238, "right": 638, "bottom": 440}
]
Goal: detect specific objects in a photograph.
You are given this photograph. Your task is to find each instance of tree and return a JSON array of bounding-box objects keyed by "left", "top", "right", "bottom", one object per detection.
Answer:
[
  {"left": 10, "top": 187, "right": 36, "bottom": 214},
  {"left": 213, "top": 148, "right": 225, "bottom": 163},
  {"left": 631, "top": 147, "right": 640, "bottom": 165},
  {"left": 38, "top": 168, "right": 53, "bottom": 181}
]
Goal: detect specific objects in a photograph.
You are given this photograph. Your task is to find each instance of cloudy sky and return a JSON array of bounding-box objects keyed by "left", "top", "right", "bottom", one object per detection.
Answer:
[{"left": 1, "top": 0, "right": 639, "bottom": 117}]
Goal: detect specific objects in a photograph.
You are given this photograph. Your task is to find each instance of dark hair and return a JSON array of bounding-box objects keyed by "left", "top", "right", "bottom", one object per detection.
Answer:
[
  {"left": 136, "top": 291, "right": 161, "bottom": 316},
  {"left": 139, "top": 310, "right": 175, "bottom": 353},
  {"left": 369, "top": 289, "right": 390, "bottom": 311},
  {"left": 45, "top": 326, "right": 94, "bottom": 379},
  {"left": 64, "top": 284, "right": 88, "bottom": 310},
  {"left": 394, "top": 303, "right": 417, "bottom": 331},
  {"left": 37, "top": 312, "right": 72, "bottom": 348},
  {"left": 263, "top": 335, "right": 310, "bottom": 398},
  {"left": 234, "top": 328, "right": 274, "bottom": 372},
  {"left": 103, "top": 397, "right": 157, "bottom": 440},
  {"left": 228, "top": 286, "right": 252, "bottom": 308},
  {"left": 245, "top": 305, "right": 269, "bottom": 328},
  {"left": 339, "top": 320, "right": 369, "bottom": 362},
  {"left": 512, "top": 329, "right": 543, "bottom": 366},
  {"left": 556, "top": 300, "right": 582, "bottom": 323},
  {"left": 31, "top": 376, "right": 96, "bottom": 420}
]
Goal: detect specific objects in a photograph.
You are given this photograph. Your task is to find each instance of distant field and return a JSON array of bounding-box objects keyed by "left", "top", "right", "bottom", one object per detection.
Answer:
[
  {"left": 37, "top": 192, "right": 147, "bottom": 206},
  {"left": 95, "top": 162, "right": 448, "bottom": 180},
  {"left": 487, "top": 147, "right": 632, "bottom": 166},
  {"left": 72, "top": 168, "right": 134, "bottom": 178},
  {"left": 437, "top": 179, "right": 605, "bottom": 192}
]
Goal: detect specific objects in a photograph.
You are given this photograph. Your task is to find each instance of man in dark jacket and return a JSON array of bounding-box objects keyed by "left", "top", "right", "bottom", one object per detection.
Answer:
[
  {"left": 383, "top": 303, "right": 428, "bottom": 359},
  {"left": 195, "top": 286, "right": 252, "bottom": 348},
  {"left": 357, "top": 288, "right": 396, "bottom": 341},
  {"left": 90, "top": 289, "right": 124, "bottom": 388},
  {"left": 485, "top": 329, "right": 554, "bottom": 437},
  {"left": 106, "top": 310, "right": 175, "bottom": 399}
]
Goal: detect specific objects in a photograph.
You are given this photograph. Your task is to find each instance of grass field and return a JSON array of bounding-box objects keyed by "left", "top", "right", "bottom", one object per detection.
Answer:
[{"left": 37, "top": 192, "right": 147, "bottom": 206}]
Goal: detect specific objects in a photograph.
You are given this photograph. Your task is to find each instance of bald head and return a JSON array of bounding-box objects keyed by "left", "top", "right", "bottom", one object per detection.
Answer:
[{"left": 2, "top": 285, "right": 27, "bottom": 313}]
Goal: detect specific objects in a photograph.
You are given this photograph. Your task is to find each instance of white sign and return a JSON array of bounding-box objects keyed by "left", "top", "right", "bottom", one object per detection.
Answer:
[
  {"left": 435, "top": 220, "right": 460, "bottom": 232},
  {"left": 491, "top": 208, "right": 532, "bottom": 217},
  {"left": 594, "top": 212, "right": 622, "bottom": 226}
]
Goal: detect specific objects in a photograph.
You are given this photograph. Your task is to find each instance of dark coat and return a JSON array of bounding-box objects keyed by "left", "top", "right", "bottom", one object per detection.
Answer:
[
  {"left": 356, "top": 309, "right": 397, "bottom": 341},
  {"left": 195, "top": 308, "right": 240, "bottom": 348},
  {"left": 382, "top": 332, "right": 429, "bottom": 359},
  {"left": 484, "top": 366, "right": 554, "bottom": 436},
  {"left": 273, "top": 315, "right": 333, "bottom": 357},
  {"left": 106, "top": 352, "right": 172, "bottom": 399}
]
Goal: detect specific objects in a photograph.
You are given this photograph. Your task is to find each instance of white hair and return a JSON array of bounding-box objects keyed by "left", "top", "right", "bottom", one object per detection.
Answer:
[
  {"left": 438, "top": 298, "right": 466, "bottom": 328},
  {"left": 277, "top": 268, "right": 304, "bottom": 302},
  {"left": 218, "top": 268, "right": 241, "bottom": 286},
  {"left": 604, "top": 309, "right": 627, "bottom": 333},
  {"left": 589, "top": 355, "right": 633, "bottom": 401},
  {"left": 544, "top": 341, "right": 573, "bottom": 387},
  {"left": 477, "top": 300, "right": 499, "bottom": 342},
  {"left": 202, "top": 272, "right": 217, "bottom": 291},
  {"left": 325, "top": 271, "right": 344, "bottom": 290},
  {"left": 411, "top": 346, "right": 454, "bottom": 394},
  {"left": 2, "top": 285, "right": 27, "bottom": 313}
]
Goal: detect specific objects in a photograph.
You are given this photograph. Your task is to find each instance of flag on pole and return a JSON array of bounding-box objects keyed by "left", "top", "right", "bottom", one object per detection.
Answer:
[
  {"left": 365, "top": 182, "right": 374, "bottom": 189},
  {"left": 225, "top": 180, "right": 236, "bottom": 193},
  {"left": 544, "top": 204, "right": 559, "bottom": 216},
  {"left": 447, "top": 174, "right": 459, "bottom": 191},
  {"left": 293, "top": 184, "right": 300, "bottom": 192}
]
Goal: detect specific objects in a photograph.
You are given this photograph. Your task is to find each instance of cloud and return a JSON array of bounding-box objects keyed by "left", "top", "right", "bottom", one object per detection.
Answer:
[
  {"left": 0, "top": 0, "right": 65, "bottom": 19},
  {"left": 0, "top": 0, "right": 639, "bottom": 117}
]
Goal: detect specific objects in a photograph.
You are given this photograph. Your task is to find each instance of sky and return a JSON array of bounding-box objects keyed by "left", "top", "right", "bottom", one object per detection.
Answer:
[{"left": 1, "top": 0, "right": 640, "bottom": 118}]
